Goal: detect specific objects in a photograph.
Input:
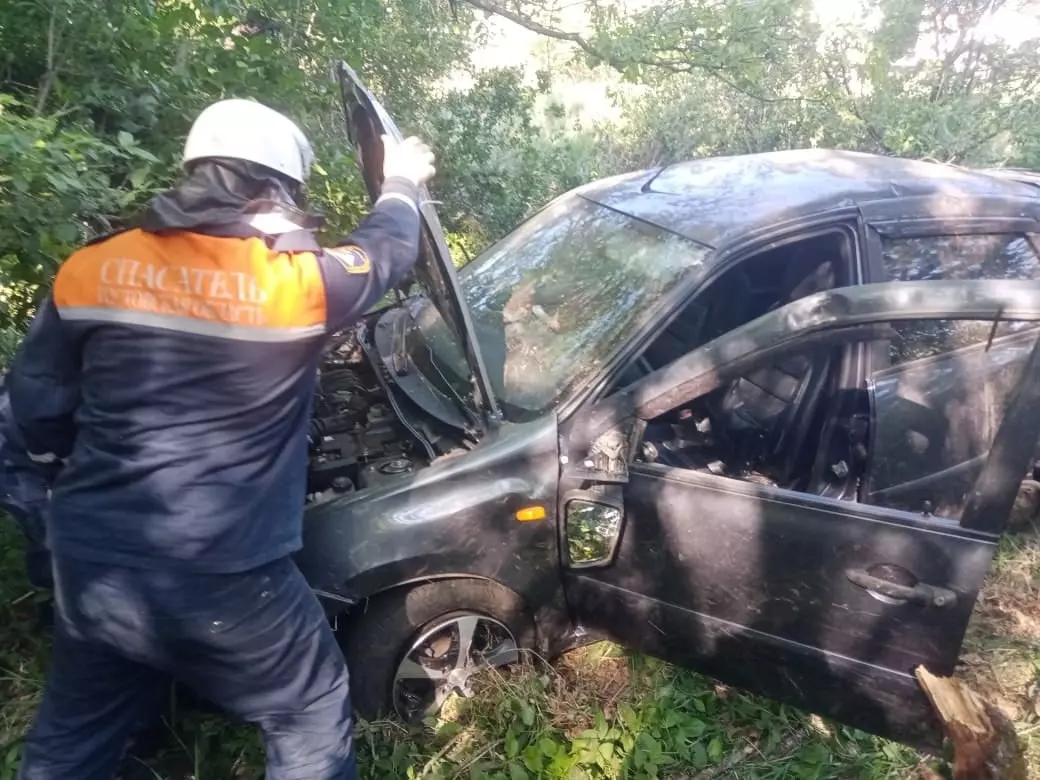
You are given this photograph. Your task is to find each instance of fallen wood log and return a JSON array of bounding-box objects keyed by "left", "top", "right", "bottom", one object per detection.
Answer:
[{"left": 915, "top": 666, "right": 1027, "bottom": 780}]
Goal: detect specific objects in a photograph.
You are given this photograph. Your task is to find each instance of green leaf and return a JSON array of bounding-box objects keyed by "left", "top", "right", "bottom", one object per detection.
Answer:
[
  {"left": 708, "top": 735, "right": 724, "bottom": 763},
  {"left": 619, "top": 703, "right": 639, "bottom": 729},
  {"left": 692, "top": 741, "right": 708, "bottom": 769},
  {"left": 882, "top": 742, "right": 904, "bottom": 761},
  {"left": 518, "top": 701, "right": 535, "bottom": 727},
  {"left": 44, "top": 173, "right": 69, "bottom": 194},
  {"left": 130, "top": 166, "right": 150, "bottom": 190},
  {"left": 637, "top": 732, "right": 661, "bottom": 757},
  {"left": 508, "top": 764, "right": 529, "bottom": 780},
  {"left": 633, "top": 748, "right": 647, "bottom": 769},
  {"left": 117, "top": 131, "right": 134, "bottom": 149},
  {"left": 438, "top": 721, "right": 462, "bottom": 740},
  {"left": 521, "top": 744, "right": 542, "bottom": 773},
  {"left": 53, "top": 222, "right": 79, "bottom": 244},
  {"left": 130, "top": 147, "right": 160, "bottom": 163}
]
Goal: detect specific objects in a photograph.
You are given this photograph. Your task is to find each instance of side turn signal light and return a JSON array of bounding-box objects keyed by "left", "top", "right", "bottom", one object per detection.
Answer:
[{"left": 515, "top": 506, "right": 546, "bottom": 522}]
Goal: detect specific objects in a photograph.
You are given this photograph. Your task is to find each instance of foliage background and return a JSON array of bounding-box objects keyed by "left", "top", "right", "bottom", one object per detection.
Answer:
[{"left": 3, "top": 0, "right": 1039, "bottom": 338}]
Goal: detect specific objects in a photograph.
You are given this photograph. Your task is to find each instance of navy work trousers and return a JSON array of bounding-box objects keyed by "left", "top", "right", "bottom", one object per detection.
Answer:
[{"left": 18, "top": 555, "right": 356, "bottom": 780}]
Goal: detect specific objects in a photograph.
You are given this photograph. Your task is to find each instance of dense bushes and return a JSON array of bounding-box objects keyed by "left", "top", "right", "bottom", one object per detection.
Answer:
[{"left": 0, "top": 98, "right": 165, "bottom": 328}]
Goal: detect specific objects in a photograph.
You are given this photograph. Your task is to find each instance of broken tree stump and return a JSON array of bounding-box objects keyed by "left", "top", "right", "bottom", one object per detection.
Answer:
[{"left": 915, "top": 666, "right": 1027, "bottom": 780}]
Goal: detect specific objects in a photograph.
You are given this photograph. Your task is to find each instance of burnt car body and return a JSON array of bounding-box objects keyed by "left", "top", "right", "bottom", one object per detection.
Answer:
[{"left": 293, "top": 63, "right": 1040, "bottom": 747}]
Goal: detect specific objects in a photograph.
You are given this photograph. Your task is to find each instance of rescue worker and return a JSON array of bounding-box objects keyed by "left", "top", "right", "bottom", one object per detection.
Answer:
[
  {"left": 0, "top": 375, "right": 56, "bottom": 627},
  {"left": 8, "top": 98, "right": 435, "bottom": 780}
]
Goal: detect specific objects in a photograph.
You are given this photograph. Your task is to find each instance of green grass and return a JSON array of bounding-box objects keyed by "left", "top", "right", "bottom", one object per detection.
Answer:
[{"left": 1, "top": 517, "right": 1036, "bottom": 780}]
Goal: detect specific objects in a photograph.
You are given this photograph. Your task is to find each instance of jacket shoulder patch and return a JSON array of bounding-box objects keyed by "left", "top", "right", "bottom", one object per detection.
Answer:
[{"left": 327, "top": 246, "right": 371, "bottom": 275}]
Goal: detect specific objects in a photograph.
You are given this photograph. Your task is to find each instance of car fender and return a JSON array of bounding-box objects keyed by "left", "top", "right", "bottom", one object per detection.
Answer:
[{"left": 296, "top": 417, "right": 563, "bottom": 621}]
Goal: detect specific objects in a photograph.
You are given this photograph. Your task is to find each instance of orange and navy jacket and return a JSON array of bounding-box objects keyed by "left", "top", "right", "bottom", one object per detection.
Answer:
[{"left": 6, "top": 177, "right": 421, "bottom": 573}]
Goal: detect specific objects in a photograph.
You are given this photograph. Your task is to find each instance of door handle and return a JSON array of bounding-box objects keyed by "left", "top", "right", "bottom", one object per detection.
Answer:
[{"left": 845, "top": 568, "right": 957, "bottom": 608}]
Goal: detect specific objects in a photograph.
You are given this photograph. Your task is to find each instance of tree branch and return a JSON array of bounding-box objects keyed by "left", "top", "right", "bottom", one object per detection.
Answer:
[
  {"left": 34, "top": 0, "right": 64, "bottom": 116},
  {"left": 458, "top": 0, "right": 813, "bottom": 104},
  {"left": 824, "top": 58, "right": 895, "bottom": 155},
  {"left": 463, "top": 0, "right": 595, "bottom": 55}
]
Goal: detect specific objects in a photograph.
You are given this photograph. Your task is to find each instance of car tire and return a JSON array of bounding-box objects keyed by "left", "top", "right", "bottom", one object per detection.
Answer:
[{"left": 338, "top": 578, "right": 535, "bottom": 721}]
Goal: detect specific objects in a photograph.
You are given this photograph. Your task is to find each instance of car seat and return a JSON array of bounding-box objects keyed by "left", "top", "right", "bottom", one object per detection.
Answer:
[{"left": 710, "top": 258, "right": 837, "bottom": 483}]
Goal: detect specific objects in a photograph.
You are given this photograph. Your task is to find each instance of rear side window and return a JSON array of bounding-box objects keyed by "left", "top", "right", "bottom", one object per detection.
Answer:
[
  {"left": 865, "top": 319, "right": 1040, "bottom": 521},
  {"left": 881, "top": 234, "right": 1040, "bottom": 282}
]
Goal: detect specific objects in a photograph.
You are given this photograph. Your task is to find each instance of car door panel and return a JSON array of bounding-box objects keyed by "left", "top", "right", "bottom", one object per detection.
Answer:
[
  {"left": 561, "top": 280, "right": 1040, "bottom": 748},
  {"left": 568, "top": 463, "right": 994, "bottom": 746},
  {"left": 570, "top": 566, "right": 941, "bottom": 746},
  {"left": 585, "top": 465, "right": 991, "bottom": 666}
]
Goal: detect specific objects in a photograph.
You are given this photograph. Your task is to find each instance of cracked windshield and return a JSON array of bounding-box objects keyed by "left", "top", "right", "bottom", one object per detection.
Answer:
[{"left": 413, "top": 194, "right": 710, "bottom": 419}]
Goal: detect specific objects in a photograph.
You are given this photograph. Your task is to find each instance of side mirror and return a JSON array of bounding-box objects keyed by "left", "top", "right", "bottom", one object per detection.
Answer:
[{"left": 565, "top": 495, "right": 623, "bottom": 568}]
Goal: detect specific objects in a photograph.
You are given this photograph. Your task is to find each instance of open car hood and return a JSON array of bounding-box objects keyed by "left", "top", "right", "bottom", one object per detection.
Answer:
[{"left": 335, "top": 62, "right": 499, "bottom": 427}]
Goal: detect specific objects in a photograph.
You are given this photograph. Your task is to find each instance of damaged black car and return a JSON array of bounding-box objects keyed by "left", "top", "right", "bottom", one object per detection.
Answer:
[{"left": 294, "top": 63, "right": 1040, "bottom": 748}]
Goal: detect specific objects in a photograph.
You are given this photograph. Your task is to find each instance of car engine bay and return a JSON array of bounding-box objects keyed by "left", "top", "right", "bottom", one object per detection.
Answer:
[{"left": 305, "top": 323, "right": 467, "bottom": 505}]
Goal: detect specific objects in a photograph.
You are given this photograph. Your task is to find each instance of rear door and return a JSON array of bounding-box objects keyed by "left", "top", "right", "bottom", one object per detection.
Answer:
[{"left": 559, "top": 280, "right": 1040, "bottom": 748}]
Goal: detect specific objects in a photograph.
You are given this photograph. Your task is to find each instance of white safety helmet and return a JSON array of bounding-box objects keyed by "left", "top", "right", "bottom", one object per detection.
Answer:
[{"left": 182, "top": 98, "right": 315, "bottom": 184}]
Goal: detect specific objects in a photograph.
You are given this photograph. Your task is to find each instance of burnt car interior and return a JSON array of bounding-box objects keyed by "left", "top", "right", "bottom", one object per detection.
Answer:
[{"left": 614, "top": 231, "right": 858, "bottom": 491}]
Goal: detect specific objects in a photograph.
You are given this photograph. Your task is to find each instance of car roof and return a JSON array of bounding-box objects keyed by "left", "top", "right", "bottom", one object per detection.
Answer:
[{"left": 575, "top": 148, "right": 1040, "bottom": 249}]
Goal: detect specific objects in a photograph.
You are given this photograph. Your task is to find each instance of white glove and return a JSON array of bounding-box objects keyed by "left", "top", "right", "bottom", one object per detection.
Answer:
[{"left": 382, "top": 134, "right": 436, "bottom": 188}]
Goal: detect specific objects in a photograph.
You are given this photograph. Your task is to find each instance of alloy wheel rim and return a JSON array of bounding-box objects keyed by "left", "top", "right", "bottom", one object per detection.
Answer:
[{"left": 392, "top": 613, "right": 519, "bottom": 722}]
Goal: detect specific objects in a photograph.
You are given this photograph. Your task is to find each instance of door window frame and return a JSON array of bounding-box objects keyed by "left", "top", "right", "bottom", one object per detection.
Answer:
[
  {"left": 562, "top": 280, "right": 1040, "bottom": 539},
  {"left": 859, "top": 195, "right": 1040, "bottom": 285},
  {"left": 596, "top": 219, "right": 866, "bottom": 403}
]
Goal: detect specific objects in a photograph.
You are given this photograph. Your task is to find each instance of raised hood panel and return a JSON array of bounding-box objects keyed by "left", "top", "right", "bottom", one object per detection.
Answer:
[{"left": 335, "top": 61, "right": 499, "bottom": 425}]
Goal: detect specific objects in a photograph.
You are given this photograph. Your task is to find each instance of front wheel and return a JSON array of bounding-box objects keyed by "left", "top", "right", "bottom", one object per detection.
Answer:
[{"left": 338, "top": 579, "right": 535, "bottom": 722}]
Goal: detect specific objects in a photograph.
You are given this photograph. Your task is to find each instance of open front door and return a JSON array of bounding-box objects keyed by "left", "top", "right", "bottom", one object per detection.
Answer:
[{"left": 559, "top": 280, "right": 1040, "bottom": 747}]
